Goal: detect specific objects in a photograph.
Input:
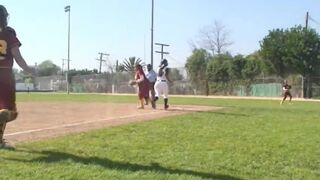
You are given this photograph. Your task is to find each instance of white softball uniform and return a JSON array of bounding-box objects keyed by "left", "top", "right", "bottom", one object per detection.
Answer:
[{"left": 154, "top": 67, "right": 169, "bottom": 99}]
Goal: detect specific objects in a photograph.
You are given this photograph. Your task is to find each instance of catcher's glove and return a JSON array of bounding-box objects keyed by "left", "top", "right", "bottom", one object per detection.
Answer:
[{"left": 128, "top": 80, "right": 137, "bottom": 86}]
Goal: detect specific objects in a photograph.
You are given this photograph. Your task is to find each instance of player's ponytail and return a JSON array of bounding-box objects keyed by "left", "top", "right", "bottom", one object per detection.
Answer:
[{"left": 0, "top": 5, "right": 8, "bottom": 30}]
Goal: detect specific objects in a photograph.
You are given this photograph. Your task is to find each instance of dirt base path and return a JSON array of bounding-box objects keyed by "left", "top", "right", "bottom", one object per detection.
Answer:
[{"left": 4, "top": 102, "right": 221, "bottom": 144}]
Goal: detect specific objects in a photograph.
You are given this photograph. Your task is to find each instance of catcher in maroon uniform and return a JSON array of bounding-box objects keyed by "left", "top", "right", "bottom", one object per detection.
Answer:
[
  {"left": 134, "top": 64, "right": 150, "bottom": 109},
  {"left": 0, "top": 5, "right": 33, "bottom": 148},
  {"left": 280, "top": 80, "right": 292, "bottom": 105}
]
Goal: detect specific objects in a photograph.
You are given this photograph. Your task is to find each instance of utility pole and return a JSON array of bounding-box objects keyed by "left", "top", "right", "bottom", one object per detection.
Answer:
[
  {"left": 155, "top": 42, "right": 170, "bottom": 60},
  {"left": 61, "top": 59, "right": 68, "bottom": 75},
  {"left": 96, "top": 52, "right": 109, "bottom": 74},
  {"left": 151, "top": 0, "right": 154, "bottom": 67},
  {"left": 305, "top": 11, "right": 309, "bottom": 30}
]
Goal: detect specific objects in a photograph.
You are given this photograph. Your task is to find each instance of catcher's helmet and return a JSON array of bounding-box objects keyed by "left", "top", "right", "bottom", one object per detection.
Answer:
[{"left": 160, "top": 59, "right": 168, "bottom": 67}]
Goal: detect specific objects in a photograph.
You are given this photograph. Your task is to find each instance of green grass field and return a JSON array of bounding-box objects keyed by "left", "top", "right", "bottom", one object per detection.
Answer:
[{"left": 0, "top": 93, "right": 319, "bottom": 179}]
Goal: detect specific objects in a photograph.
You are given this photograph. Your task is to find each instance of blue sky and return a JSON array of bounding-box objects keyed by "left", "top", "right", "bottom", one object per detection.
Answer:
[{"left": 2, "top": 0, "right": 320, "bottom": 71}]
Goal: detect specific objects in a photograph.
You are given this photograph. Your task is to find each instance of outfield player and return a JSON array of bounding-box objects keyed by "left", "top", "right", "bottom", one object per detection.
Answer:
[
  {"left": 280, "top": 80, "right": 292, "bottom": 105},
  {"left": 154, "top": 59, "right": 171, "bottom": 110},
  {"left": 0, "top": 5, "right": 33, "bottom": 148}
]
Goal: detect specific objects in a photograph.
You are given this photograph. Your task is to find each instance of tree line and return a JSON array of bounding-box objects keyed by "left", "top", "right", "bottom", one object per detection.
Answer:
[{"left": 186, "top": 25, "right": 320, "bottom": 98}]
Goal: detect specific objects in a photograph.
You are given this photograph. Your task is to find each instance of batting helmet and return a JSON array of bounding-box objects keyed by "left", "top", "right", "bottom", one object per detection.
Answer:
[{"left": 160, "top": 59, "right": 168, "bottom": 67}]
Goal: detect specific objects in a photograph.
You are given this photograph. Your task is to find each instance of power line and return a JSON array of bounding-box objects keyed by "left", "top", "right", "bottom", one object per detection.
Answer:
[
  {"left": 309, "top": 16, "right": 320, "bottom": 26},
  {"left": 306, "top": 12, "right": 320, "bottom": 29},
  {"left": 167, "top": 54, "right": 185, "bottom": 68}
]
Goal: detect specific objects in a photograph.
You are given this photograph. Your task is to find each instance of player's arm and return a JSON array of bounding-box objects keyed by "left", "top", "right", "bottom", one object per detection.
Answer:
[
  {"left": 282, "top": 85, "right": 288, "bottom": 91},
  {"left": 165, "top": 68, "right": 172, "bottom": 83},
  {"left": 11, "top": 46, "right": 33, "bottom": 74},
  {"left": 135, "top": 73, "right": 145, "bottom": 84},
  {"left": 158, "top": 67, "right": 163, "bottom": 77}
]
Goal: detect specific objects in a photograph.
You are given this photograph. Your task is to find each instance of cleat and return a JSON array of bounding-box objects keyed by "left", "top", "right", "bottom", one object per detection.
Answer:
[
  {"left": 0, "top": 139, "right": 14, "bottom": 150},
  {"left": 151, "top": 101, "right": 156, "bottom": 109}
]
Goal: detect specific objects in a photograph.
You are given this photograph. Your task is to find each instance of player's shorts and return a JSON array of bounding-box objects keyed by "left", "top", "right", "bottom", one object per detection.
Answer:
[{"left": 284, "top": 91, "right": 292, "bottom": 97}]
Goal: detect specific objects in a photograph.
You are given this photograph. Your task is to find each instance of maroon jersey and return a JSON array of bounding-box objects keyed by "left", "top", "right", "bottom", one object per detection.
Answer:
[
  {"left": 0, "top": 27, "right": 21, "bottom": 111},
  {"left": 135, "top": 70, "right": 150, "bottom": 99},
  {"left": 0, "top": 27, "right": 21, "bottom": 68},
  {"left": 283, "top": 84, "right": 291, "bottom": 91},
  {"left": 282, "top": 83, "right": 292, "bottom": 97}
]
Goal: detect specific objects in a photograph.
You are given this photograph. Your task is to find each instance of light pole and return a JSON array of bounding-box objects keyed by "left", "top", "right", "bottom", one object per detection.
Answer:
[
  {"left": 151, "top": 0, "right": 154, "bottom": 68},
  {"left": 64, "top": 5, "right": 71, "bottom": 94}
]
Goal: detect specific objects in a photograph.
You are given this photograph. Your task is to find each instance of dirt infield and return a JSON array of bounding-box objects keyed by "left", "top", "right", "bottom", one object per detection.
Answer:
[{"left": 4, "top": 102, "right": 221, "bottom": 144}]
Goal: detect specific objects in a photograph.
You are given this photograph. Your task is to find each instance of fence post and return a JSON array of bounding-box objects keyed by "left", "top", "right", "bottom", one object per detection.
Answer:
[{"left": 301, "top": 75, "right": 304, "bottom": 98}]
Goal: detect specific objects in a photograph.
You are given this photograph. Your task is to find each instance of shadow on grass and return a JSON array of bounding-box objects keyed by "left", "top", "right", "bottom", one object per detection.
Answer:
[
  {"left": 201, "top": 111, "right": 249, "bottom": 117},
  {"left": 166, "top": 107, "right": 249, "bottom": 117},
  {"left": 7, "top": 149, "right": 242, "bottom": 180},
  {"left": 166, "top": 107, "right": 215, "bottom": 113}
]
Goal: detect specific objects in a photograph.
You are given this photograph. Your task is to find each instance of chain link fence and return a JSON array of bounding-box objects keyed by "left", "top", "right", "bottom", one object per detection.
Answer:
[{"left": 31, "top": 72, "right": 320, "bottom": 98}]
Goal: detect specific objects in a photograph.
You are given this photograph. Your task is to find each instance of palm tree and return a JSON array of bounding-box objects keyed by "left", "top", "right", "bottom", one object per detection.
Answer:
[{"left": 119, "top": 57, "right": 143, "bottom": 73}]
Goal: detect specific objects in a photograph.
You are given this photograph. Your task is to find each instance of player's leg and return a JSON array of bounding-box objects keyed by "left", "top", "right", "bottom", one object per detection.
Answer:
[
  {"left": 0, "top": 109, "right": 9, "bottom": 123},
  {"left": 137, "top": 95, "right": 144, "bottom": 109},
  {"left": 0, "top": 121, "right": 6, "bottom": 145},
  {"left": 288, "top": 92, "right": 292, "bottom": 102},
  {"left": 138, "top": 98, "right": 144, "bottom": 109},
  {"left": 149, "top": 88, "right": 156, "bottom": 109},
  {"left": 144, "top": 84, "right": 151, "bottom": 105},
  {"left": 147, "top": 82, "right": 154, "bottom": 108},
  {"left": 280, "top": 92, "right": 287, "bottom": 104},
  {"left": 0, "top": 71, "right": 16, "bottom": 147},
  {"left": 150, "top": 82, "right": 156, "bottom": 100},
  {"left": 163, "top": 83, "right": 169, "bottom": 110},
  {"left": 137, "top": 87, "right": 145, "bottom": 109},
  {"left": 144, "top": 97, "right": 149, "bottom": 105},
  {"left": 154, "top": 82, "right": 160, "bottom": 102}
]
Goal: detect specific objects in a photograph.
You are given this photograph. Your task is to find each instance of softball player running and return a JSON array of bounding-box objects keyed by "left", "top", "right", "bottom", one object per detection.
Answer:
[{"left": 154, "top": 59, "right": 171, "bottom": 110}]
